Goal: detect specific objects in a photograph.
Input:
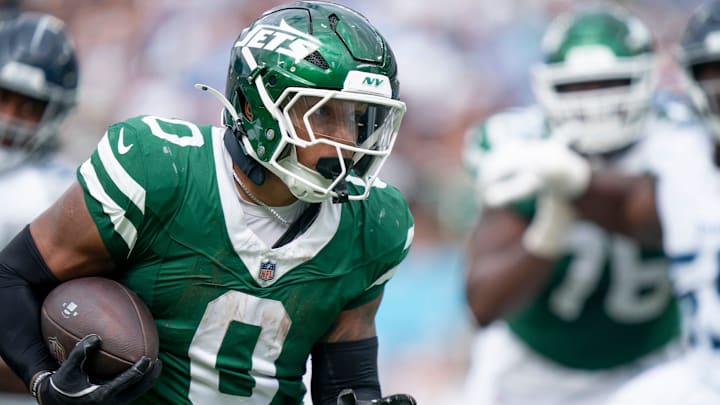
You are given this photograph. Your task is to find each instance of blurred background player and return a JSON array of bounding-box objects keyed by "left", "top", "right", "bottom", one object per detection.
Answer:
[
  {"left": 0, "top": 0, "right": 20, "bottom": 20},
  {"left": 609, "top": 1, "right": 720, "bottom": 403},
  {"left": 0, "top": 11, "right": 78, "bottom": 245},
  {"left": 461, "top": 5, "right": 690, "bottom": 404},
  {"left": 0, "top": 10, "right": 79, "bottom": 405}
]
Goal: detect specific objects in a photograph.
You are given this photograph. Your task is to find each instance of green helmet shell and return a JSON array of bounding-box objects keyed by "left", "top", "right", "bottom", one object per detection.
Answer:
[
  {"left": 225, "top": 1, "right": 400, "bottom": 162},
  {"left": 542, "top": 5, "right": 654, "bottom": 64},
  {"left": 531, "top": 5, "right": 656, "bottom": 154}
]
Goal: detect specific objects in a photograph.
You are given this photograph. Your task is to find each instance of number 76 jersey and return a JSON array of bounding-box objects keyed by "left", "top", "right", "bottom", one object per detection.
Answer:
[
  {"left": 465, "top": 106, "right": 682, "bottom": 369},
  {"left": 76, "top": 115, "right": 414, "bottom": 404}
]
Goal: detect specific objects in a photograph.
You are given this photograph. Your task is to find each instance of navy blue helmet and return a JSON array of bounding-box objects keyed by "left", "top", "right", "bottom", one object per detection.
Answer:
[
  {"left": 0, "top": 12, "right": 79, "bottom": 172},
  {"left": 681, "top": 1, "right": 720, "bottom": 67},
  {"left": 0, "top": 0, "right": 21, "bottom": 20},
  {"left": 680, "top": 1, "right": 720, "bottom": 137}
]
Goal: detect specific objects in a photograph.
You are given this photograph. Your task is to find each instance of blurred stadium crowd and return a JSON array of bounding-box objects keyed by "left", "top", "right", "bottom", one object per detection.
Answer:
[{"left": 14, "top": 0, "right": 708, "bottom": 403}]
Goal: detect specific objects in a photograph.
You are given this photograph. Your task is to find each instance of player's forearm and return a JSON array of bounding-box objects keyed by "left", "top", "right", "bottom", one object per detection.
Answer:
[
  {"left": 311, "top": 337, "right": 381, "bottom": 405},
  {"left": 0, "top": 227, "right": 61, "bottom": 387},
  {"left": 0, "top": 358, "right": 27, "bottom": 393},
  {"left": 319, "top": 294, "right": 381, "bottom": 343},
  {"left": 313, "top": 295, "right": 384, "bottom": 404},
  {"left": 573, "top": 172, "right": 662, "bottom": 247},
  {"left": 465, "top": 245, "right": 554, "bottom": 326}
]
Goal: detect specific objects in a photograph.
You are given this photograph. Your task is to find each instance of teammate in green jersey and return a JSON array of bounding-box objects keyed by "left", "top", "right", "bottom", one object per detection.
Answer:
[
  {"left": 0, "top": 2, "right": 416, "bottom": 404},
  {"left": 462, "top": 5, "right": 687, "bottom": 405}
]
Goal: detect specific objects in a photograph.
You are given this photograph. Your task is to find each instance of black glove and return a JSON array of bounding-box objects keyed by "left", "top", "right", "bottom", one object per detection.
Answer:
[
  {"left": 36, "top": 334, "right": 161, "bottom": 405},
  {"left": 337, "top": 389, "right": 417, "bottom": 405}
]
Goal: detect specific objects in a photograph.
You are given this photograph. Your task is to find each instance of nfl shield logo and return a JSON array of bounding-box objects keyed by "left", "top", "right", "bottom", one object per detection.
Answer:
[{"left": 259, "top": 260, "right": 276, "bottom": 282}]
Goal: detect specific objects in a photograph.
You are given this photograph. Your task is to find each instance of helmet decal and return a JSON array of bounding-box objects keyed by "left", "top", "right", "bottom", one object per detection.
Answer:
[
  {"left": 343, "top": 71, "right": 392, "bottom": 98},
  {"left": 234, "top": 20, "right": 321, "bottom": 62}
]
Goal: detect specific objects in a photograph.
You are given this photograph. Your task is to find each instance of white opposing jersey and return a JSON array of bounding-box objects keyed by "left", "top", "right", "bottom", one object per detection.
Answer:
[
  {"left": 655, "top": 121, "right": 720, "bottom": 387},
  {"left": 0, "top": 155, "right": 75, "bottom": 247}
]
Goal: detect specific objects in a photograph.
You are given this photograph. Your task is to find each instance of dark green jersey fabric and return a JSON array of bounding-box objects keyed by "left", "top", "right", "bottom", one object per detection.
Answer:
[{"left": 76, "top": 115, "right": 414, "bottom": 404}]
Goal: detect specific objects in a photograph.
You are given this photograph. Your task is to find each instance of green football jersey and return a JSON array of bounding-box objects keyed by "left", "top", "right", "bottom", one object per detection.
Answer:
[
  {"left": 76, "top": 115, "right": 414, "bottom": 404},
  {"left": 464, "top": 106, "right": 679, "bottom": 369}
]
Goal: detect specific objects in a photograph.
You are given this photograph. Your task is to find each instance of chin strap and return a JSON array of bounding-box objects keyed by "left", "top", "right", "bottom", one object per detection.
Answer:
[
  {"left": 331, "top": 180, "right": 349, "bottom": 204},
  {"left": 223, "top": 128, "right": 265, "bottom": 185},
  {"left": 316, "top": 157, "right": 353, "bottom": 204}
]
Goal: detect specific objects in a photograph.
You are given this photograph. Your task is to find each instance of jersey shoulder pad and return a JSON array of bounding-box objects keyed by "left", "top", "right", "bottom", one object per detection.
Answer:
[
  {"left": 362, "top": 181, "right": 414, "bottom": 294},
  {"left": 77, "top": 115, "right": 216, "bottom": 257},
  {"left": 116, "top": 114, "right": 211, "bottom": 155},
  {"left": 649, "top": 90, "right": 703, "bottom": 127},
  {"left": 641, "top": 92, "right": 711, "bottom": 163},
  {"left": 641, "top": 121, "right": 714, "bottom": 186},
  {"left": 464, "top": 105, "right": 547, "bottom": 176},
  {"left": 351, "top": 179, "right": 414, "bottom": 261},
  {"left": 482, "top": 105, "right": 547, "bottom": 147},
  {"left": 85, "top": 115, "right": 214, "bottom": 192}
]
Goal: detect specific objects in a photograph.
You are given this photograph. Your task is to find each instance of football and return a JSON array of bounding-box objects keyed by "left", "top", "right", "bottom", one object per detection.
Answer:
[{"left": 40, "top": 277, "right": 159, "bottom": 380}]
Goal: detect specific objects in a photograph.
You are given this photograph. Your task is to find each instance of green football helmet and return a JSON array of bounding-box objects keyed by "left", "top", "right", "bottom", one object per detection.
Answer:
[
  {"left": 199, "top": 1, "right": 405, "bottom": 203},
  {"left": 531, "top": 5, "right": 655, "bottom": 154}
]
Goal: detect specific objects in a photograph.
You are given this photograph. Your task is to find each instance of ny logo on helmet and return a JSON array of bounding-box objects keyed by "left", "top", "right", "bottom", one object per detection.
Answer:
[
  {"left": 362, "top": 77, "right": 384, "bottom": 87},
  {"left": 235, "top": 20, "right": 321, "bottom": 61}
]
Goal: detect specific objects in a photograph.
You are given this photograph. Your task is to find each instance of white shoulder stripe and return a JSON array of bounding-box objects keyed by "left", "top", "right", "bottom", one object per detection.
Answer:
[
  {"left": 79, "top": 159, "right": 138, "bottom": 254},
  {"left": 97, "top": 130, "right": 146, "bottom": 213},
  {"left": 365, "top": 226, "right": 413, "bottom": 291},
  {"left": 404, "top": 225, "right": 414, "bottom": 251},
  {"left": 366, "top": 265, "right": 400, "bottom": 290}
]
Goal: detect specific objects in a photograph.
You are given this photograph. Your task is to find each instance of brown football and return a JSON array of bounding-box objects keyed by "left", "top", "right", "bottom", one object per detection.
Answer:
[{"left": 40, "top": 277, "right": 159, "bottom": 380}]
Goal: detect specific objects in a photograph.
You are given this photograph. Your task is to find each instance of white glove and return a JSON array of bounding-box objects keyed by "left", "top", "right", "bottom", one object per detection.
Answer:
[
  {"left": 478, "top": 140, "right": 591, "bottom": 207},
  {"left": 522, "top": 193, "right": 576, "bottom": 258}
]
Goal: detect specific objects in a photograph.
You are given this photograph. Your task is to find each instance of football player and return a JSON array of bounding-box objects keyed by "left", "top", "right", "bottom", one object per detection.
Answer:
[
  {"left": 0, "top": 11, "right": 79, "bottom": 404},
  {"left": 0, "top": 0, "right": 20, "bottom": 20},
  {"left": 0, "top": 2, "right": 416, "bottom": 405},
  {"left": 462, "top": 5, "right": 693, "bottom": 405},
  {"left": 609, "top": 1, "right": 720, "bottom": 403}
]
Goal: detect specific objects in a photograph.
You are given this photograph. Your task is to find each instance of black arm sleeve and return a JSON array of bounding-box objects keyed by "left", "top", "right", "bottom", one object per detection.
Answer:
[
  {"left": 311, "top": 337, "right": 381, "bottom": 405},
  {"left": 0, "top": 225, "right": 61, "bottom": 386}
]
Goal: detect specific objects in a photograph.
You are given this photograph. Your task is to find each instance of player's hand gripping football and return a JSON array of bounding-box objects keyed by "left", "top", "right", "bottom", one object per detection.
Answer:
[
  {"left": 478, "top": 139, "right": 591, "bottom": 207},
  {"left": 34, "top": 335, "right": 161, "bottom": 405},
  {"left": 337, "top": 388, "right": 417, "bottom": 405}
]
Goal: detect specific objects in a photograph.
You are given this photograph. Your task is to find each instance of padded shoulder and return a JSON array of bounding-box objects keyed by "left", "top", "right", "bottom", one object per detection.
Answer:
[
  {"left": 463, "top": 106, "right": 548, "bottom": 177},
  {"left": 77, "top": 115, "right": 217, "bottom": 257},
  {"left": 348, "top": 178, "right": 414, "bottom": 259}
]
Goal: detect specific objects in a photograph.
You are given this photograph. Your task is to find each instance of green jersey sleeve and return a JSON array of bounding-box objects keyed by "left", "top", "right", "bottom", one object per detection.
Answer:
[
  {"left": 343, "top": 179, "right": 414, "bottom": 309},
  {"left": 77, "top": 115, "right": 213, "bottom": 260}
]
